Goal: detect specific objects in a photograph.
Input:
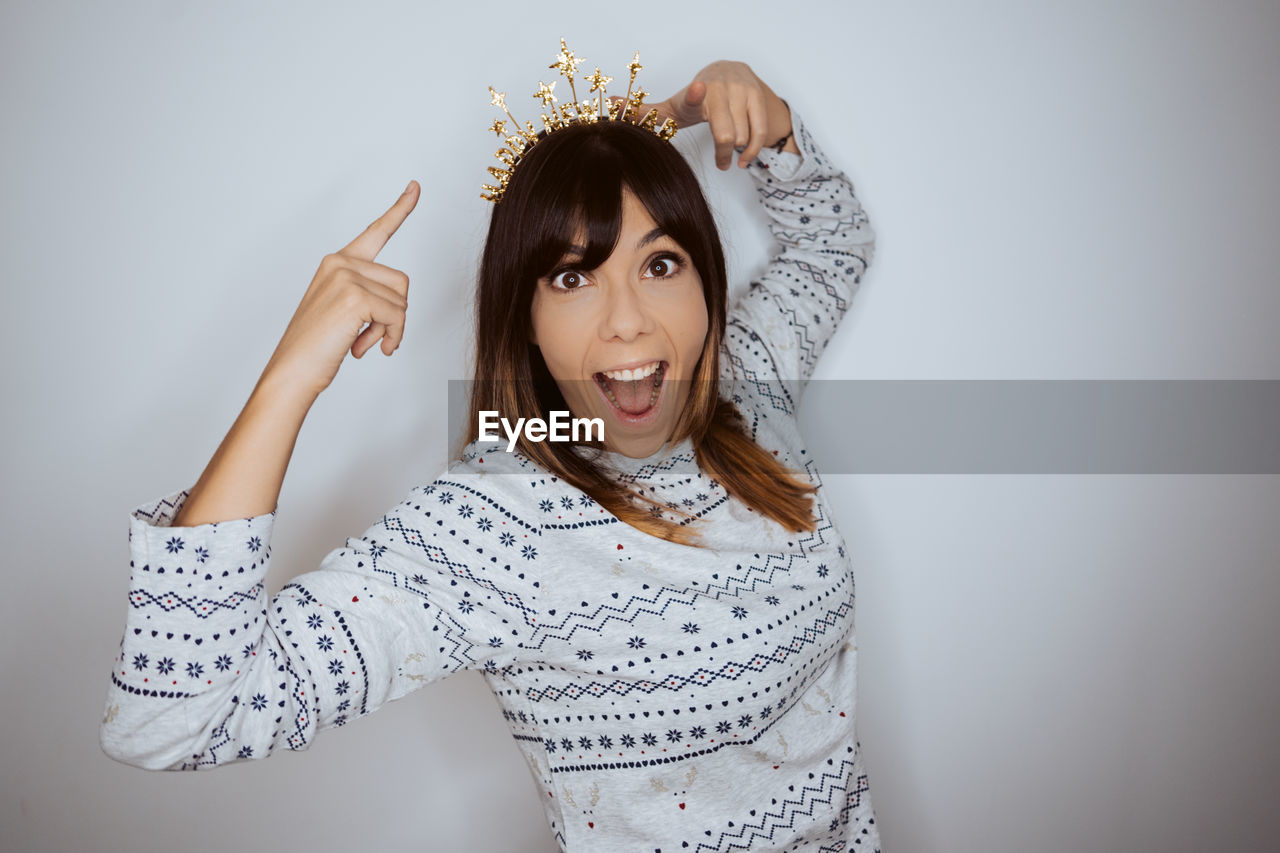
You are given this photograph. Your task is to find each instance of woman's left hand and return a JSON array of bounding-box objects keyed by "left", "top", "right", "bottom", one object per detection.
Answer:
[{"left": 647, "top": 60, "right": 795, "bottom": 170}]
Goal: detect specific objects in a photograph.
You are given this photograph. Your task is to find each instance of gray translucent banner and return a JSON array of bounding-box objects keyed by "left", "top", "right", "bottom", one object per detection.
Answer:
[{"left": 447, "top": 380, "right": 1280, "bottom": 474}]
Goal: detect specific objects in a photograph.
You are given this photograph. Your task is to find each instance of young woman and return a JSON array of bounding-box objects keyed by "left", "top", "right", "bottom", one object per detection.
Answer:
[{"left": 101, "top": 53, "right": 879, "bottom": 851}]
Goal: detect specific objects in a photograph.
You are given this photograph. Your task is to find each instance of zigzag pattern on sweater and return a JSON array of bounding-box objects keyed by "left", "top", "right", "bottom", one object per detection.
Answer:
[
  {"left": 432, "top": 605, "right": 483, "bottom": 673},
  {"left": 525, "top": 590, "right": 852, "bottom": 703},
  {"left": 126, "top": 583, "right": 263, "bottom": 620},
  {"left": 520, "top": 536, "right": 837, "bottom": 654},
  {"left": 180, "top": 704, "right": 238, "bottom": 770},
  {"left": 130, "top": 491, "right": 278, "bottom": 529},
  {"left": 724, "top": 342, "right": 796, "bottom": 415},
  {"left": 376, "top": 514, "right": 540, "bottom": 631},
  {"left": 822, "top": 772, "right": 874, "bottom": 852},
  {"left": 689, "top": 549, "right": 806, "bottom": 601},
  {"left": 523, "top": 583, "right": 701, "bottom": 651},
  {"left": 763, "top": 259, "right": 847, "bottom": 374},
  {"left": 131, "top": 494, "right": 184, "bottom": 526},
  {"left": 694, "top": 757, "right": 866, "bottom": 852}
]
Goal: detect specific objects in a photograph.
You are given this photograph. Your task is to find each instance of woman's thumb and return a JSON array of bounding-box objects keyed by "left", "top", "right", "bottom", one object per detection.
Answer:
[
  {"left": 671, "top": 80, "right": 707, "bottom": 125},
  {"left": 683, "top": 80, "right": 708, "bottom": 111},
  {"left": 654, "top": 81, "right": 707, "bottom": 128}
]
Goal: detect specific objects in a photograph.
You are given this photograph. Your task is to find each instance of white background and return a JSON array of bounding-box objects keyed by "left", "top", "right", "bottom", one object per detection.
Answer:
[{"left": 2, "top": 1, "right": 1278, "bottom": 851}]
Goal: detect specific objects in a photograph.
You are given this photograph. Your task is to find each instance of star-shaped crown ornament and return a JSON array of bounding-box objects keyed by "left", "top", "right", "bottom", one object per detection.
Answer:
[{"left": 482, "top": 39, "right": 679, "bottom": 203}]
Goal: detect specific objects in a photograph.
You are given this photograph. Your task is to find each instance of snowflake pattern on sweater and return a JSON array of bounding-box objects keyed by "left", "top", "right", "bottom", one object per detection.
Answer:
[{"left": 102, "top": 108, "right": 879, "bottom": 852}]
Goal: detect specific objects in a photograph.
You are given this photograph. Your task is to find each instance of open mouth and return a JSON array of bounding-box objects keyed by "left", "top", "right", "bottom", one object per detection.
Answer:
[{"left": 593, "top": 361, "right": 666, "bottom": 418}]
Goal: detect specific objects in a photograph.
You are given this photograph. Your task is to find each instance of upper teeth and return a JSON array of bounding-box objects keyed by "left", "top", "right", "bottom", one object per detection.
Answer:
[{"left": 602, "top": 361, "right": 662, "bottom": 382}]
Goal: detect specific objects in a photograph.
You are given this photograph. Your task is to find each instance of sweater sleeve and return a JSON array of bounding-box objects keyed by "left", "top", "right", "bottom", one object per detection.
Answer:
[
  {"left": 100, "top": 474, "right": 541, "bottom": 771},
  {"left": 723, "top": 107, "right": 875, "bottom": 414}
]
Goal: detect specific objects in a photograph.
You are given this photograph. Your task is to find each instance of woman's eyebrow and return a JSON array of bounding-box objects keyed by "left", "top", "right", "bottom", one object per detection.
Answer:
[
  {"left": 565, "top": 227, "right": 668, "bottom": 256},
  {"left": 633, "top": 226, "right": 668, "bottom": 250}
]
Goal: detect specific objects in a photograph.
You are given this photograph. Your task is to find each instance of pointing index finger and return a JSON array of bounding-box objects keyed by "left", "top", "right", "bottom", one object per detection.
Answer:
[{"left": 341, "top": 180, "right": 420, "bottom": 261}]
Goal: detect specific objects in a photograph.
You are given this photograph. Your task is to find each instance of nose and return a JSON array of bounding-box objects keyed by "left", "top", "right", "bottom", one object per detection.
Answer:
[{"left": 597, "top": 276, "right": 654, "bottom": 343}]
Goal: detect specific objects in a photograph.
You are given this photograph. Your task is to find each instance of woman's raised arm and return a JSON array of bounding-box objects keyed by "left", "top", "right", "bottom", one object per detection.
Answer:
[
  {"left": 653, "top": 60, "right": 875, "bottom": 407},
  {"left": 174, "top": 180, "right": 420, "bottom": 527},
  {"left": 101, "top": 180, "right": 448, "bottom": 770},
  {"left": 726, "top": 108, "right": 875, "bottom": 409}
]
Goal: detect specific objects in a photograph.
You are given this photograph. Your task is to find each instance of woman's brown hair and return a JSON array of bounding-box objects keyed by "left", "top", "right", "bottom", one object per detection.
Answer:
[{"left": 463, "top": 117, "right": 815, "bottom": 544}]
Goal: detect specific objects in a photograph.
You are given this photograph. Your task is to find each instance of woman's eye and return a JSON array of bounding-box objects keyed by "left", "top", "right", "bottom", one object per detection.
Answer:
[
  {"left": 551, "top": 270, "right": 585, "bottom": 290},
  {"left": 647, "top": 254, "right": 682, "bottom": 278}
]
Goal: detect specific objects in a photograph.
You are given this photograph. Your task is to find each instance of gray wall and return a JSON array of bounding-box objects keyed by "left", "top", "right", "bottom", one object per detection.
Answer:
[{"left": 2, "top": 1, "right": 1277, "bottom": 851}]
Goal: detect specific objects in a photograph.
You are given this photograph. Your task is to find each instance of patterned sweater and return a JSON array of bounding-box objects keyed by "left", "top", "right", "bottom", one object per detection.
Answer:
[{"left": 101, "top": 108, "right": 879, "bottom": 852}]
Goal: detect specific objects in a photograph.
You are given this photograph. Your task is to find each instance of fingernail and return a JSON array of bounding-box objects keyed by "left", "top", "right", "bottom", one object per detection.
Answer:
[{"left": 404, "top": 180, "right": 414, "bottom": 194}]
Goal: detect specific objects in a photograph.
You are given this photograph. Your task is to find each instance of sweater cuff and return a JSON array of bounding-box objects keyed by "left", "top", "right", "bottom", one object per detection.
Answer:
[
  {"left": 748, "top": 107, "right": 819, "bottom": 183},
  {"left": 128, "top": 490, "right": 276, "bottom": 587}
]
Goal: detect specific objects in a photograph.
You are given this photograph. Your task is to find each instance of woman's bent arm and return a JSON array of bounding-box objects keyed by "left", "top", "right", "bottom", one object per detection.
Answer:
[{"left": 102, "top": 477, "right": 538, "bottom": 770}]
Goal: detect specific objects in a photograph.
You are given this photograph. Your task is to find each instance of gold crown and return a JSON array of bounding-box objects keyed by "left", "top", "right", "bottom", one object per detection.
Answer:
[{"left": 482, "top": 39, "right": 679, "bottom": 203}]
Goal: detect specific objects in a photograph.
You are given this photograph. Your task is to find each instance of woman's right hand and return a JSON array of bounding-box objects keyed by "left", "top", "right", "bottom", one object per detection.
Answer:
[{"left": 261, "top": 180, "right": 420, "bottom": 402}]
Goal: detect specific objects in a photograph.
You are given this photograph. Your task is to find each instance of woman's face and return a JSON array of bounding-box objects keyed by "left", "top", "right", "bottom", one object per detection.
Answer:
[{"left": 530, "top": 187, "right": 709, "bottom": 459}]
